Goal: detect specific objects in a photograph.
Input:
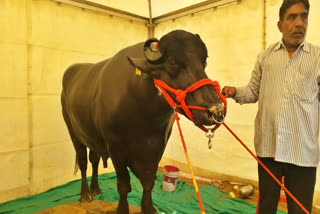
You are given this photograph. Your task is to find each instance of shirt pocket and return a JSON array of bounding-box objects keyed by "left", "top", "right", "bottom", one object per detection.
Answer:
[{"left": 293, "top": 65, "right": 318, "bottom": 103}]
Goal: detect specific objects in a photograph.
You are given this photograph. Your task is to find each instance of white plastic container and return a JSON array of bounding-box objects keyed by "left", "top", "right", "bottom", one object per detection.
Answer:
[{"left": 162, "top": 165, "right": 179, "bottom": 192}]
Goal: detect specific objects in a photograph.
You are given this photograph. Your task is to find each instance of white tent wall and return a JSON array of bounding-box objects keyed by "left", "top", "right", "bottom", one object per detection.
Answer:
[
  {"left": 0, "top": 0, "right": 319, "bottom": 208},
  {"left": 151, "top": 0, "right": 208, "bottom": 17},
  {"left": 86, "top": 0, "right": 210, "bottom": 17},
  {"left": 155, "top": 0, "right": 320, "bottom": 207},
  {"left": 0, "top": 0, "right": 29, "bottom": 203},
  {"left": 86, "top": 0, "right": 149, "bottom": 17},
  {"left": 0, "top": 0, "right": 147, "bottom": 203}
]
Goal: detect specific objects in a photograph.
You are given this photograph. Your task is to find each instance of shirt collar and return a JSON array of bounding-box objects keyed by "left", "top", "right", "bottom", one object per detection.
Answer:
[
  {"left": 301, "top": 41, "right": 310, "bottom": 52},
  {"left": 275, "top": 40, "right": 310, "bottom": 52}
]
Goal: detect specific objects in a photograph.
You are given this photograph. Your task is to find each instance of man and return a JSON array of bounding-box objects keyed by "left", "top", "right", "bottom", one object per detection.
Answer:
[{"left": 222, "top": 0, "right": 319, "bottom": 213}]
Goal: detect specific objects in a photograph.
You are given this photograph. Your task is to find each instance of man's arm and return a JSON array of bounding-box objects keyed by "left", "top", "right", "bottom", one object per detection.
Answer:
[{"left": 222, "top": 53, "right": 263, "bottom": 104}]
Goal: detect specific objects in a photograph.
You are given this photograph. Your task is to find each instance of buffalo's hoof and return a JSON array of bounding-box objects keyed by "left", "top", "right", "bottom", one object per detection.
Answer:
[
  {"left": 117, "top": 206, "right": 129, "bottom": 214},
  {"left": 141, "top": 207, "right": 157, "bottom": 214},
  {"left": 79, "top": 193, "right": 92, "bottom": 203},
  {"left": 91, "top": 188, "right": 102, "bottom": 197},
  {"left": 117, "top": 201, "right": 129, "bottom": 214}
]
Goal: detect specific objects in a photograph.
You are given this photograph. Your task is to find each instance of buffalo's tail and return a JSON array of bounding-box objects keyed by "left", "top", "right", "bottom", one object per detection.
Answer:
[{"left": 74, "top": 155, "right": 79, "bottom": 175}]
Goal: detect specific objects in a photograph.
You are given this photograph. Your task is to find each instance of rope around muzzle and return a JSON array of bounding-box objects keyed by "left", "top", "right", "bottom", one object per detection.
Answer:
[{"left": 153, "top": 78, "right": 227, "bottom": 133}]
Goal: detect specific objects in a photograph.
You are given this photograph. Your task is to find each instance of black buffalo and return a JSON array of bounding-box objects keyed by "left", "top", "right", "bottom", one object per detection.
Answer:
[{"left": 61, "top": 30, "right": 225, "bottom": 213}]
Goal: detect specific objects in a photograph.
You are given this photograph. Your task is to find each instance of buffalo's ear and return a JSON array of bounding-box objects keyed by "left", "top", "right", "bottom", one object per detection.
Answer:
[
  {"left": 127, "top": 56, "right": 163, "bottom": 78},
  {"left": 127, "top": 57, "right": 149, "bottom": 71}
]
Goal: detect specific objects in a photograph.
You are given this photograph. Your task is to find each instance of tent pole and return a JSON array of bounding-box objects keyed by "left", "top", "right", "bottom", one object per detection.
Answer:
[{"left": 147, "top": 0, "right": 155, "bottom": 38}]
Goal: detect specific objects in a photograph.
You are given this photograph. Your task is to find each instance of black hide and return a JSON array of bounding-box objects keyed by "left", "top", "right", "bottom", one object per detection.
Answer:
[{"left": 61, "top": 29, "right": 224, "bottom": 214}]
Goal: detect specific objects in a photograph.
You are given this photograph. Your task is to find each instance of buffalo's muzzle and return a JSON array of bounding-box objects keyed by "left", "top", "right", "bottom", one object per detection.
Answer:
[{"left": 208, "top": 104, "right": 225, "bottom": 124}]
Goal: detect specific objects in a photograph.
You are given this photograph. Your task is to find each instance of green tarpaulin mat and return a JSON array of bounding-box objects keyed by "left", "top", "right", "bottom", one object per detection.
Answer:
[{"left": 0, "top": 171, "right": 286, "bottom": 214}]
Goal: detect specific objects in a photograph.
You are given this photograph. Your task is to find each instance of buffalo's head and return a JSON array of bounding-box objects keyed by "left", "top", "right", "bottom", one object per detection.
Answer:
[{"left": 129, "top": 30, "right": 225, "bottom": 126}]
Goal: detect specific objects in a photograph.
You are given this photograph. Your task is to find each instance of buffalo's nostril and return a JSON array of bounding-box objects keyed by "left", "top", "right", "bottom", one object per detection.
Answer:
[
  {"left": 209, "top": 104, "right": 225, "bottom": 115},
  {"left": 209, "top": 104, "right": 225, "bottom": 123}
]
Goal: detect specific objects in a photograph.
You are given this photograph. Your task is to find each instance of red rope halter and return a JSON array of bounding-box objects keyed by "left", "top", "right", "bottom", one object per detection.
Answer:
[{"left": 153, "top": 78, "right": 227, "bottom": 132}]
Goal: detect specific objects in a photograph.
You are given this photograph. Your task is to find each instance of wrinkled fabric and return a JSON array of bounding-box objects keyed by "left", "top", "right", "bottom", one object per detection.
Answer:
[{"left": 0, "top": 172, "right": 286, "bottom": 214}]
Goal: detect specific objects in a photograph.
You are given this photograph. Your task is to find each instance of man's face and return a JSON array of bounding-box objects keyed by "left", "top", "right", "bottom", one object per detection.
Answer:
[{"left": 277, "top": 3, "right": 308, "bottom": 49}]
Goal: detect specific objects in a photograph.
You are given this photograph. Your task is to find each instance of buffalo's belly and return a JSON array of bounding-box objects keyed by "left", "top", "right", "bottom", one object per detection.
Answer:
[
  {"left": 64, "top": 109, "right": 107, "bottom": 153},
  {"left": 106, "top": 129, "right": 167, "bottom": 159}
]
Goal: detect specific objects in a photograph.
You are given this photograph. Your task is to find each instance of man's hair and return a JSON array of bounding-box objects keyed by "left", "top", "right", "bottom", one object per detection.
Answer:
[{"left": 279, "top": 0, "right": 310, "bottom": 20}]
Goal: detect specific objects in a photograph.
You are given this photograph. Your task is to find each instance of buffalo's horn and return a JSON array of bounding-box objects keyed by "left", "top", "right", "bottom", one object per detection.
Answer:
[{"left": 144, "top": 38, "right": 163, "bottom": 63}]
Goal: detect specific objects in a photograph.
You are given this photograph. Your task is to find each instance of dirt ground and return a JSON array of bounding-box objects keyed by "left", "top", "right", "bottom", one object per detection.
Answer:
[
  {"left": 37, "top": 174, "right": 320, "bottom": 214},
  {"left": 37, "top": 200, "right": 141, "bottom": 214}
]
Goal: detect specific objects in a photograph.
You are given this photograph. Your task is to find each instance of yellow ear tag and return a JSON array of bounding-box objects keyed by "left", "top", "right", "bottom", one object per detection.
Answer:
[{"left": 135, "top": 68, "right": 142, "bottom": 76}]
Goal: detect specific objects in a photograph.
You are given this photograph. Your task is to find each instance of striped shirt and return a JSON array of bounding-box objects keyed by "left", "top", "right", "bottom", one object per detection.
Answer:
[{"left": 234, "top": 40, "right": 320, "bottom": 167}]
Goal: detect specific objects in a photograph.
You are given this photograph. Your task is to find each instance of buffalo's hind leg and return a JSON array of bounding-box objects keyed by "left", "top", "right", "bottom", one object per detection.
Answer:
[
  {"left": 62, "top": 106, "right": 91, "bottom": 203},
  {"left": 89, "top": 150, "right": 102, "bottom": 196},
  {"left": 76, "top": 145, "right": 92, "bottom": 202}
]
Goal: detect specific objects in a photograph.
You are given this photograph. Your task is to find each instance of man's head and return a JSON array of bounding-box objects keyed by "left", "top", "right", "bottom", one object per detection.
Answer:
[{"left": 277, "top": 0, "right": 309, "bottom": 49}]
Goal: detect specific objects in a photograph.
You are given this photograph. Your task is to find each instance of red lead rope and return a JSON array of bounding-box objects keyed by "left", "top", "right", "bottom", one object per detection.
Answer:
[
  {"left": 173, "top": 113, "right": 206, "bottom": 214},
  {"left": 223, "top": 122, "right": 310, "bottom": 214},
  {"left": 153, "top": 78, "right": 309, "bottom": 214}
]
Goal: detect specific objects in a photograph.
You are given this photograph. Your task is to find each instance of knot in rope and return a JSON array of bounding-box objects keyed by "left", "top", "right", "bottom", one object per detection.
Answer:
[
  {"left": 173, "top": 113, "right": 180, "bottom": 120},
  {"left": 176, "top": 90, "right": 186, "bottom": 103}
]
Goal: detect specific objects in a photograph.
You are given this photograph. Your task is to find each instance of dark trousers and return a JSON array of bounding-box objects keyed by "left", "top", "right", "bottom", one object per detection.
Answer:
[{"left": 257, "top": 157, "right": 316, "bottom": 214}]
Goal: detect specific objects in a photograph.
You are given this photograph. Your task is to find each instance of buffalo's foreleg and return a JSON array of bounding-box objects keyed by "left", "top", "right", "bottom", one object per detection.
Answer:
[
  {"left": 117, "top": 172, "right": 131, "bottom": 214},
  {"left": 132, "top": 136, "right": 165, "bottom": 214},
  {"left": 111, "top": 161, "right": 131, "bottom": 214},
  {"left": 131, "top": 161, "right": 157, "bottom": 214},
  {"left": 139, "top": 169, "right": 157, "bottom": 214},
  {"left": 89, "top": 150, "right": 102, "bottom": 197}
]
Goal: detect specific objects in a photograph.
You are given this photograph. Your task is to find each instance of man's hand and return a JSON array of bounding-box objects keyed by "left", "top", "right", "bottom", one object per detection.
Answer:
[{"left": 222, "top": 86, "right": 236, "bottom": 98}]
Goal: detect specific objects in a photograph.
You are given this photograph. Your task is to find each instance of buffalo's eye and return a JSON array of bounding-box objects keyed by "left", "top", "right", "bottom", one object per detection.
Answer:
[
  {"left": 168, "top": 59, "right": 176, "bottom": 68},
  {"left": 166, "top": 59, "right": 179, "bottom": 77}
]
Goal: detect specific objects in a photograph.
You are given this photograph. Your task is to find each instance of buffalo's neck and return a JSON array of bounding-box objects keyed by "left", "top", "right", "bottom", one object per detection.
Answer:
[
  {"left": 108, "top": 80, "right": 174, "bottom": 133},
  {"left": 95, "top": 69, "right": 174, "bottom": 140}
]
